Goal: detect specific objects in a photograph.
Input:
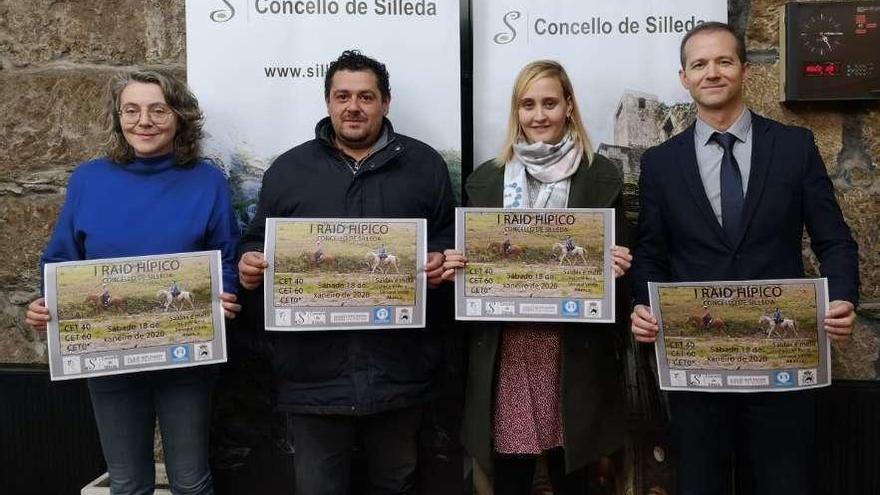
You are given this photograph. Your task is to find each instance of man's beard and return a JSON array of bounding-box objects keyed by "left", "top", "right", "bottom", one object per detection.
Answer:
[{"left": 338, "top": 127, "right": 371, "bottom": 146}]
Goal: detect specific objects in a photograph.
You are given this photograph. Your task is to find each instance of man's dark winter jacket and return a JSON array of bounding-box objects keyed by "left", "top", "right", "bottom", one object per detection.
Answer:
[{"left": 240, "top": 117, "right": 456, "bottom": 414}]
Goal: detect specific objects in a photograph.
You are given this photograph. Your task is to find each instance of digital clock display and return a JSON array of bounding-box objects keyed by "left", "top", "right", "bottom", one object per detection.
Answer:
[{"left": 803, "top": 62, "right": 841, "bottom": 76}]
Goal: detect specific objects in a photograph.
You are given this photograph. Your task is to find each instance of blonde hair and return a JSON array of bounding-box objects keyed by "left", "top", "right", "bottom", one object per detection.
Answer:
[{"left": 497, "top": 60, "right": 593, "bottom": 165}]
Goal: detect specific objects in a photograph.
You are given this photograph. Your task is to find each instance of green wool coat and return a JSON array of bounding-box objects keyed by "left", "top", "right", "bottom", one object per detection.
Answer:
[{"left": 459, "top": 154, "right": 632, "bottom": 475}]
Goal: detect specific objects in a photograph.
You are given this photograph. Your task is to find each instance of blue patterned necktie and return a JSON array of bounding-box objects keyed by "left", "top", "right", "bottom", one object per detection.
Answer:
[{"left": 711, "top": 132, "right": 744, "bottom": 240}]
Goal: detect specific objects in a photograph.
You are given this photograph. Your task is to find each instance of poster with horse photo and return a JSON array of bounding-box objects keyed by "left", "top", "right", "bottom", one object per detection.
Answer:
[
  {"left": 43, "top": 251, "right": 227, "bottom": 381},
  {"left": 649, "top": 279, "right": 831, "bottom": 393},
  {"left": 454, "top": 208, "right": 615, "bottom": 323},
  {"left": 264, "top": 218, "right": 427, "bottom": 331}
]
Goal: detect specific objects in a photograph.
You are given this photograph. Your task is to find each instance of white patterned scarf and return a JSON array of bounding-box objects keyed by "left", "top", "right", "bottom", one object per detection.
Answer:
[{"left": 503, "top": 133, "right": 581, "bottom": 209}]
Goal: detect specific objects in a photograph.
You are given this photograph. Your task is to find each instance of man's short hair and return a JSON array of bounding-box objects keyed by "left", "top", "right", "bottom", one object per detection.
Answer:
[
  {"left": 324, "top": 50, "right": 391, "bottom": 101},
  {"left": 679, "top": 21, "right": 747, "bottom": 68}
]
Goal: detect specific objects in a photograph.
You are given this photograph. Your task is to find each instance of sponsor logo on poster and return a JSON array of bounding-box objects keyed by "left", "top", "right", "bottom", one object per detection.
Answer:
[
  {"left": 395, "top": 307, "right": 413, "bottom": 323},
  {"left": 798, "top": 369, "right": 817, "bottom": 386},
  {"left": 727, "top": 375, "right": 770, "bottom": 387},
  {"left": 330, "top": 313, "right": 370, "bottom": 324},
  {"left": 561, "top": 300, "right": 581, "bottom": 317},
  {"left": 689, "top": 373, "right": 723, "bottom": 387},
  {"left": 83, "top": 356, "right": 120, "bottom": 372},
  {"left": 486, "top": 301, "right": 515, "bottom": 316},
  {"left": 373, "top": 307, "right": 392, "bottom": 324},
  {"left": 124, "top": 352, "right": 167, "bottom": 367},
  {"left": 585, "top": 300, "right": 602, "bottom": 318},
  {"left": 773, "top": 370, "right": 795, "bottom": 387},
  {"left": 295, "top": 312, "right": 327, "bottom": 325},
  {"left": 62, "top": 356, "right": 82, "bottom": 375},
  {"left": 669, "top": 370, "right": 687, "bottom": 387},
  {"left": 519, "top": 303, "right": 558, "bottom": 315},
  {"left": 195, "top": 343, "right": 214, "bottom": 361},
  {"left": 170, "top": 345, "right": 191, "bottom": 363},
  {"left": 465, "top": 298, "right": 483, "bottom": 316},
  {"left": 275, "top": 309, "right": 292, "bottom": 327}
]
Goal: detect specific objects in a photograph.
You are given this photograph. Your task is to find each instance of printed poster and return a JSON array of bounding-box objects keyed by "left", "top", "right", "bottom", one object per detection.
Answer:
[
  {"left": 455, "top": 208, "right": 615, "bottom": 323},
  {"left": 264, "top": 218, "right": 427, "bottom": 330},
  {"left": 649, "top": 279, "right": 831, "bottom": 392},
  {"left": 44, "top": 251, "right": 227, "bottom": 380}
]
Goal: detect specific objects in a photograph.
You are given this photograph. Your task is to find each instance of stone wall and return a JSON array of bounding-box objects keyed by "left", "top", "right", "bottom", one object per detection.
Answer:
[
  {"left": 0, "top": 0, "right": 186, "bottom": 363},
  {"left": 740, "top": 0, "right": 880, "bottom": 379},
  {"left": 1, "top": 1, "right": 878, "bottom": 380}
]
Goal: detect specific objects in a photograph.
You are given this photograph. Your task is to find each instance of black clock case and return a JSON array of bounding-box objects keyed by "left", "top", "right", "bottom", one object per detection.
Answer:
[{"left": 780, "top": 1, "right": 880, "bottom": 102}]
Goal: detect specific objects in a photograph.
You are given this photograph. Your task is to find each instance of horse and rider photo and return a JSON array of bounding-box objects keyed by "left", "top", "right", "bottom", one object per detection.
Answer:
[
  {"left": 551, "top": 235, "right": 588, "bottom": 266},
  {"left": 50, "top": 254, "right": 217, "bottom": 355},
  {"left": 758, "top": 307, "right": 800, "bottom": 339},
  {"left": 654, "top": 282, "right": 822, "bottom": 371},
  {"left": 365, "top": 244, "right": 401, "bottom": 274},
  {"left": 460, "top": 209, "right": 608, "bottom": 299},
  {"left": 156, "top": 280, "right": 196, "bottom": 312},
  {"left": 269, "top": 220, "right": 421, "bottom": 308},
  {"left": 84, "top": 283, "right": 127, "bottom": 312}
]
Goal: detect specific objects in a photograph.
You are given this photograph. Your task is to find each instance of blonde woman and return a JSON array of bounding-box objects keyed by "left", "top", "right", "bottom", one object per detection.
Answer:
[{"left": 442, "top": 61, "right": 632, "bottom": 494}]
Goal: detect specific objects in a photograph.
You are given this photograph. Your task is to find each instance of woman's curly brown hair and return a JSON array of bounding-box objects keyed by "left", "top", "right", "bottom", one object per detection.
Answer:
[{"left": 105, "top": 69, "right": 204, "bottom": 167}]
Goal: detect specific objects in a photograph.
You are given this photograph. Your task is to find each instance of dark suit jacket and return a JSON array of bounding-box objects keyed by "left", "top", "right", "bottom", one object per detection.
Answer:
[{"left": 633, "top": 112, "right": 858, "bottom": 306}]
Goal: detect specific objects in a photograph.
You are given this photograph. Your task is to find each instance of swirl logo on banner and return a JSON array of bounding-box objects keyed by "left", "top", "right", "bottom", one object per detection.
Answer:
[
  {"left": 494, "top": 10, "right": 522, "bottom": 44},
  {"left": 210, "top": 0, "right": 236, "bottom": 22}
]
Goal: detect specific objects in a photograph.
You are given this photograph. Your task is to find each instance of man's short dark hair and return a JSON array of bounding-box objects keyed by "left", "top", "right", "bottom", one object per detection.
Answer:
[
  {"left": 679, "top": 21, "right": 747, "bottom": 68},
  {"left": 324, "top": 50, "right": 391, "bottom": 101}
]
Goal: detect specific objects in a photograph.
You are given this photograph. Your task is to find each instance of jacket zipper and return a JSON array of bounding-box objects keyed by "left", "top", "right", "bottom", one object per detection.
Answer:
[{"left": 352, "top": 136, "right": 398, "bottom": 174}]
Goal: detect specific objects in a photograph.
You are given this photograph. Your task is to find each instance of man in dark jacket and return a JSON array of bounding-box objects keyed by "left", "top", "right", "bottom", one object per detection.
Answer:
[{"left": 238, "top": 50, "right": 455, "bottom": 495}]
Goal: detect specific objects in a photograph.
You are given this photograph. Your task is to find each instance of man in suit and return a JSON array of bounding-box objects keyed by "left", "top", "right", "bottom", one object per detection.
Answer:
[{"left": 630, "top": 22, "right": 859, "bottom": 495}]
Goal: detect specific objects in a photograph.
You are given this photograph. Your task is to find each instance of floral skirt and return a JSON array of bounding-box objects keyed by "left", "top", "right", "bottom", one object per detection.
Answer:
[{"left": 493, "top": 324, "right": 564, "bottom": 455}]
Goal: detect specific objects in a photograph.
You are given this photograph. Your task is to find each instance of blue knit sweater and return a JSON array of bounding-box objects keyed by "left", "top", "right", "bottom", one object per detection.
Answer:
[{"left": 41, "top": 154, "right": 240, "bottom": 292}]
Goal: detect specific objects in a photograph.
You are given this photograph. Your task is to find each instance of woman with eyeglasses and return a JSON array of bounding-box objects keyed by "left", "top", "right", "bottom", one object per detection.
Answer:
[
  {"left": 442, "top": 60, "right": 632, "bottom": 494},
  {"left": 25, "top": 69, "right": 240, "bottom": 495}
]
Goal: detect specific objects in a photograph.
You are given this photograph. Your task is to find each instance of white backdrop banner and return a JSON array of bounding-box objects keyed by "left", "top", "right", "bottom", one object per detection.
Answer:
[
  {"left": 473, "top": 1, "right": 727, "bottom": 166},
  {"left": 185, "top": 0, "right": 462, "bottom": 222}
]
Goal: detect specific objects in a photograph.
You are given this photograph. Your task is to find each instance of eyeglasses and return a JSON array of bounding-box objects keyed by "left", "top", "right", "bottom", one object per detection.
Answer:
[{"left": 118, "top": 104, "right": 175, "bottom": 125}]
